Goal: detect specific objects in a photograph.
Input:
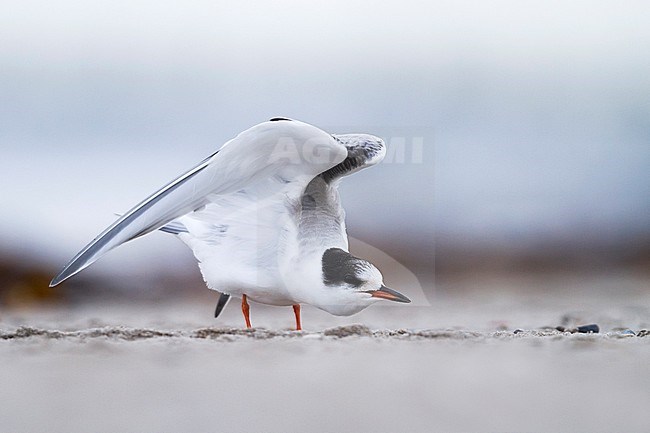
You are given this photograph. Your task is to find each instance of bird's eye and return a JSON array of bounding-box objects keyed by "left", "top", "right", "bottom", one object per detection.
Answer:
[{"left": 344, "top": 275, "right": 363, "bottom": 286}]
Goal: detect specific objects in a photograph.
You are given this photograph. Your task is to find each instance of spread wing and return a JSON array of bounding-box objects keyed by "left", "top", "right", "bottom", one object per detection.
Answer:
[
  {"left": 297, "top": 134, "right": 387, "bottom": 252},
  {"left": 50, "top": 119, "right": 347, "bottom": 286},
  {"left": 320, "top": 134, "right": 386, "bottom": 183}
]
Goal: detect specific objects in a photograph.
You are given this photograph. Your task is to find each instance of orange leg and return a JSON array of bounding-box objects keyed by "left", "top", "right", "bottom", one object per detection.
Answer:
[
  {"left": 242, "top": 294, "right": 252, "bottom": 329},
  {"left": 292, "top": 304, "right": 302, "bottom": 331}
]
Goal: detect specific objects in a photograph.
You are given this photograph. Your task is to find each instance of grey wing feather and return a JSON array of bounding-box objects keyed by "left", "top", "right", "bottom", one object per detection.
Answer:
[
  {"left": 49, "top": 153, "right": 216, "bottom": 287},
  {"left": 159, "top": 220, "right": 189, "bottom": 235},
  {"left": 297, "top": 133, "right": 387, "bottom": 250},
  {"left": 321, "top": 134, "right": 386, "bottom": 183}
]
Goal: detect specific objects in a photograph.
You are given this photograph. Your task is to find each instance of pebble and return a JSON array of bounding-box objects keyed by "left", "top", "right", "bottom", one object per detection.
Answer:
[
  {"left": 576, "top": 324, "right": 599, "bottom": 334},
  {"left": 513, "top": 329, "right": 524, "bottom": 334},
  {"left": 637, "top": 330, "right": 649, "bottom": 338},
  {"left": 609, "top": 329, "right": 636, "bottom": 338}
]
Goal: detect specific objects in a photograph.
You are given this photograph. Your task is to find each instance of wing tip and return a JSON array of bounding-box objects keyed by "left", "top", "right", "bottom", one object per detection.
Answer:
[
  {"left": 49, "top": 274, "right": 64, "bottom": 287},
  {"left": 49, "top": 258, "right": 92, "bottom": 287},
  {"left": 49, "top": 267, "right": 74, "bottom": 287}
]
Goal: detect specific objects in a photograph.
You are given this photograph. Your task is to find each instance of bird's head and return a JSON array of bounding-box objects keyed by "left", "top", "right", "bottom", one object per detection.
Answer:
[{"left": 319, "top": 247, "right": 410, "bottom": 315}]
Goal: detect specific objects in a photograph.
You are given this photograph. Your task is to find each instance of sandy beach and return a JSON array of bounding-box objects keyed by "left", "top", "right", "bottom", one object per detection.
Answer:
[{"left": 2, "top": 272, "right": 649, "bottom": 433}]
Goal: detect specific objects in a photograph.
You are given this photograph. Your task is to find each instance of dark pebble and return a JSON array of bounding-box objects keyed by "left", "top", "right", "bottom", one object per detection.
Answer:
[
  {"left": 513, "top": 329, "right": 524, "bottom": 334},
  {"left": 638, "top": 330, "right": 649, "bottom": 338},
  {"left": 555, "top": 326, "right": 566, "bottom": 332},
  {"left": 576, "top": 324, "right": 599, "bottom": 334}
]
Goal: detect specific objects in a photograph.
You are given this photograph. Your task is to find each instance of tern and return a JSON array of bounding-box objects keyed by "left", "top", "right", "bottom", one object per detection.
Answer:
[{"left": 50, "top": 118, "right": 410, "bottom": 329}]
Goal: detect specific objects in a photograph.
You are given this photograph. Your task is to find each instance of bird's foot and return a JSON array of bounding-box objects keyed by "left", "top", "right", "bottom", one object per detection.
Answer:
[
  {"left": 242, "top": 294, "right": 252, "bottom": 329},
  {"left": 293, "top": 304, "right": 302, "bottom": 331}
]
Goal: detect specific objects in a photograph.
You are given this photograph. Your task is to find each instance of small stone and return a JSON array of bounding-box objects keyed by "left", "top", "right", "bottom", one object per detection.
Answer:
[
  {"left": 555, "top": 326, "right": 566, "bottom": 332},
  {"left": 576, "top": 324, "right": 599, "bottom": 334},
  {"left": 609, "top": 329, "right": 636, "bottom": 338},
  {"left": 513, "top": 329, "right": 524, "bottom": 334},
  {"left": 637, "top": 330, "right": 649, "bottom": 338}
]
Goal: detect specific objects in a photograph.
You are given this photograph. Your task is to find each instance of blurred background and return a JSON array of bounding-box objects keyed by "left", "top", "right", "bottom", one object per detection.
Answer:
[
  {"left": 3, "top": 5, "right": 650, "bottom": 432},
  {"left": 0, "top": 0, "right": 648, "bottom": 307}
]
